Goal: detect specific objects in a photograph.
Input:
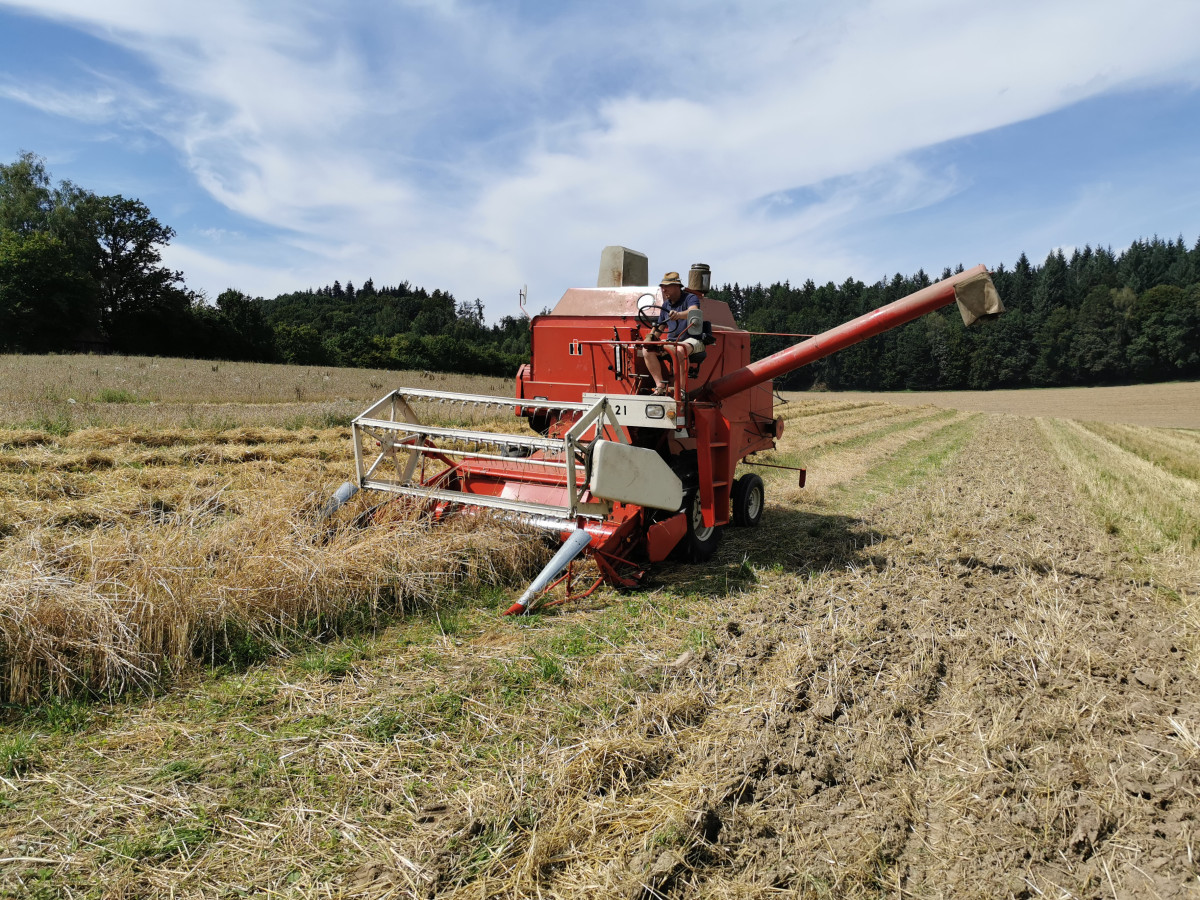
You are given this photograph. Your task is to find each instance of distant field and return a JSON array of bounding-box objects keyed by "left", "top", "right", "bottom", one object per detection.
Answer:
[
  {"left": 0, "top": 353, "right": 513, "bottom": 429},
  {"left": 2, "top": 356, "right": 1200, "bottom": 898},
  {"left": 819, "top": 380, "right": 1200, "bottom": 428}
]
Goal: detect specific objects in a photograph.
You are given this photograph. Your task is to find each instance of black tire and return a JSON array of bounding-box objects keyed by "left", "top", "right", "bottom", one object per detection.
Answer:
[
  {"left": 683, "top": 491, "right": 723, "bottom": 562},
  {"left": 731, "top": 473, "right": 764, "bottom": 527}
]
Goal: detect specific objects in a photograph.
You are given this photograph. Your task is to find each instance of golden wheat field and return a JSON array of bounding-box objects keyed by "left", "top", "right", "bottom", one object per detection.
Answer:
[{"left": 2, "top": 355, "right": 1199, "bottom": 899}]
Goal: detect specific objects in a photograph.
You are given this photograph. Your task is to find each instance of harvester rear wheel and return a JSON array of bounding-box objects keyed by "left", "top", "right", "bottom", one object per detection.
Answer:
[
  {"left": 683, "top": 491, "right": 723, "bottom": 562},
  {"left": 731, "top": 473, "right": 764, "bottom": 527}
]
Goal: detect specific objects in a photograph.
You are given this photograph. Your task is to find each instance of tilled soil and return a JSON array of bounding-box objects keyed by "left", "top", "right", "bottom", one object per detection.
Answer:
[{"left": 409, "top": 416, "right": 1200, "bottom": 898}]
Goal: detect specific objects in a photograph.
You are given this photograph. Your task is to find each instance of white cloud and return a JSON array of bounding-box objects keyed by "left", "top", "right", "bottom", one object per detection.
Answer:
[
  {"left": 0, "top": 81, "right": 116, "bottom": 122},
  {"left": 2, "top": 0, "right": 1200, "bottom": 314}
]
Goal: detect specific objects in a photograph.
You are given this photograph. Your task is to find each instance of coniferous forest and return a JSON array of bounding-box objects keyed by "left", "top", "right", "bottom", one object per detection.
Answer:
[{"left": 3, "top": 152, "right": 1198, "bottom": 389}]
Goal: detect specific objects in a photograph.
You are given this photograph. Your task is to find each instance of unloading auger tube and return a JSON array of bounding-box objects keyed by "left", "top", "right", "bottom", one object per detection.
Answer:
[
  {"left": 702, "top": 265, "right": 1003, "bottom": 401},
  {"left": 334, "top": 253, "right": 1004, "bottom": 616}
]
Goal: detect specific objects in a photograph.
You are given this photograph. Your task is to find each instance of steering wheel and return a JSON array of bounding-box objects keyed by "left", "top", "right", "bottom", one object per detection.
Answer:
[{"left": 637, "top": 303, "right": 667, "bottom": 329}]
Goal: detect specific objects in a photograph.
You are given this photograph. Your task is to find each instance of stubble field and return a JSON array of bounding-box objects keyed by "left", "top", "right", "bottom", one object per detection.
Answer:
[
  {"left": 824, "top": 381, "right": 1200, "bottom": 429},
  {"left": 1, "top": 355, "right": 1199, "bottom": 899}
]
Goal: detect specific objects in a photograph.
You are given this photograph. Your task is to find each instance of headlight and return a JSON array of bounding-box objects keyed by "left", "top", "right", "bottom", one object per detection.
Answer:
[{"left": 645, "top": 403, "right": 665, "bottom": 419}]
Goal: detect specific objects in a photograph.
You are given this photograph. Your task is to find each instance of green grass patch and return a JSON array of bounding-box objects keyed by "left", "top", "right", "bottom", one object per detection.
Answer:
[
  {"left": 293, "top": 648, "right": 358, "bottom": 679},
  {"left": 684, "top": 626, "right": 715, "bottom": 653},
  {"left": 550, "top": 624, "right": 608, "bottom": 658},
  {"left": 489, "top": 650, "right": 572, "bottom": 705},
  {"left": 95, "top": 388, "right": 145, "bottom": 404},
  {"left": 840, "top": 414, "right": 981, "bottom": 511},
  {"left": 28, "top": 696, "right": 95, "bottom": 733},
  {"left": 363, "top": 689, "right": 469, "bottom": 742},
  {"left": 0, "top": 733, "right": 38, "bottom": 776},
  {"left": 109, "top": 821, "right": 213, "bottom": 862},
  {"left": 32, "top": 409, "right": 74, "bottom": 436},
  {"left": 154, "top": 758, "right": 206, "bottom": 783}
]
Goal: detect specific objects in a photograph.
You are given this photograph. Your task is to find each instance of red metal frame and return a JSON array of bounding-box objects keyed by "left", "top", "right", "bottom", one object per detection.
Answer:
[{"left": 403, "top": 268, "right": 993, "bottom": 609}]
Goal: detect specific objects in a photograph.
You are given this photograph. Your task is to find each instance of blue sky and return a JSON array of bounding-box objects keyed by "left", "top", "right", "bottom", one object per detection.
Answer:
[{"left": 2, "top": 0, "right": 1199, "bottom": 320}]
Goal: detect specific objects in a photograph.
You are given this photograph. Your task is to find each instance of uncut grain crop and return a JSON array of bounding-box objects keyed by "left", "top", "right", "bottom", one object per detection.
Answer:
[
  {"left": 0, "top": 352, "right": 514, "bottom": 430},
  {"left": 2, "top": 361, "right": 1199, "bottom": 899}
]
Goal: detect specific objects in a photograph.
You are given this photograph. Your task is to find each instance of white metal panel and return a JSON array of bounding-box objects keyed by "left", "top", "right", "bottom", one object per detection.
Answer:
[
  {"left": 581, "top": 393, "right": 680, "bottom": 430},
  {"left": 588, "top": 440, "right": 683, "bottom": 511}
]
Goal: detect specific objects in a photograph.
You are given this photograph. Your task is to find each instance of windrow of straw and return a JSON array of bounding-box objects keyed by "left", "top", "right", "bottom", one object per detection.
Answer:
[{"left": 0, "top": 426, "right": 549, "bottom": 704}]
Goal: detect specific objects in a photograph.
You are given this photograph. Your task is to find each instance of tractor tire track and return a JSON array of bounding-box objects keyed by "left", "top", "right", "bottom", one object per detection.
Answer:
[{"left": 669, "top": 415, "right": 1200, "bottom": 898}]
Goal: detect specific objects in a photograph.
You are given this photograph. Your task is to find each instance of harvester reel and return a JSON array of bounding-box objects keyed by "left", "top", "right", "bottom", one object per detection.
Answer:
[
  {"left": 731, "top": 473, "right": 764, "bottom": 527},
  {"left": 526, "top": 411, "right": 553, "bottom": 436}
]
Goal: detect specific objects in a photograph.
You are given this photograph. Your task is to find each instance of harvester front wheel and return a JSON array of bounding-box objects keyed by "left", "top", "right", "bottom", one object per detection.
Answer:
[
  {"left": 684, "top": 491, "right": 723, "bottom": 562},
  {"left": 731, "top": 473, "right": 764, "bottom": 527}
]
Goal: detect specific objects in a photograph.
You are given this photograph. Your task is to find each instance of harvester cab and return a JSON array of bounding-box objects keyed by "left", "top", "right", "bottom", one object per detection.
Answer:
[{"left": 340, "top": 247, "right": 1004, "bottom": 614}]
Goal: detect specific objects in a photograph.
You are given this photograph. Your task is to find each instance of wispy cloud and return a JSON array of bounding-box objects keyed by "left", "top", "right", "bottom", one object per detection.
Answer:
[{"left": 2, "top": 0, "right": 1199, "bottom": 313}]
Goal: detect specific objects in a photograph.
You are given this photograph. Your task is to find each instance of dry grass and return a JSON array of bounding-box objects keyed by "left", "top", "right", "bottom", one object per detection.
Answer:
[
  {"left": 2, "top": 358, "right": 1200, "bottom": 898},
  {"left": 0, "top": 353, "right": 511, "bottom": 405},
  {"left": 0, "top": 417, "right": 548, "bottom": 705},
  {"left": 1078, "top": 420, "right": 1200, "bottom": 483},
  {"left": 819, "top": 380, "right": 1200, "bottom": 428},
  {"left": 1040, "top": 418, "right": 1200, "bottom": 554},
  {"left": 0, "top": 353, "right": 512, "bottom": 431}
]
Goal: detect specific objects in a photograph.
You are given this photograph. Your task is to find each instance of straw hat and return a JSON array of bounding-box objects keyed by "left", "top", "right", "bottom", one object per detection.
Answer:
[{"left": 659, "top": 271, "right": 683, "bottom": 287}]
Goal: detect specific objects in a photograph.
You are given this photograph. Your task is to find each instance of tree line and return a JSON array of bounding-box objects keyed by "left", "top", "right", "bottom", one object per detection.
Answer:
[
  {"left": 712, "top": 239, "right": 1200, "bottom": 390},
  {"left": 3, "top": 152, "right": 1198, "bottom": 389},
  {"left": 0, "top": 153, "right": 529, "bottom": 376}
]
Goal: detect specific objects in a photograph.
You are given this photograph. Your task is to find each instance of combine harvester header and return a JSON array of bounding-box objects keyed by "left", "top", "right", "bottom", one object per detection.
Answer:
[{"left": 334, "top": 248, "right": 1004, "bottom": 614}]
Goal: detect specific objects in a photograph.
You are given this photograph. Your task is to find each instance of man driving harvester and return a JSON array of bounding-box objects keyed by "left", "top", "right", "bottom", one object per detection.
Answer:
[{"left": 640, "top": 270, "right": 704, "bottom": 395}]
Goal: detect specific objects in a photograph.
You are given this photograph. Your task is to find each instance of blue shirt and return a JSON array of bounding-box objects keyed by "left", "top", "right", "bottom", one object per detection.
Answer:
[{"left": 658, "top": 291, "right": 700, "bottom": 341}]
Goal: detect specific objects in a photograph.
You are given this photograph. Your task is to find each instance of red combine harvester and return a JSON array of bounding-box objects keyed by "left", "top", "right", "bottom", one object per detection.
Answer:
[{"left": 340, "top": 248, "right": 1003, "bottom": 614}]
